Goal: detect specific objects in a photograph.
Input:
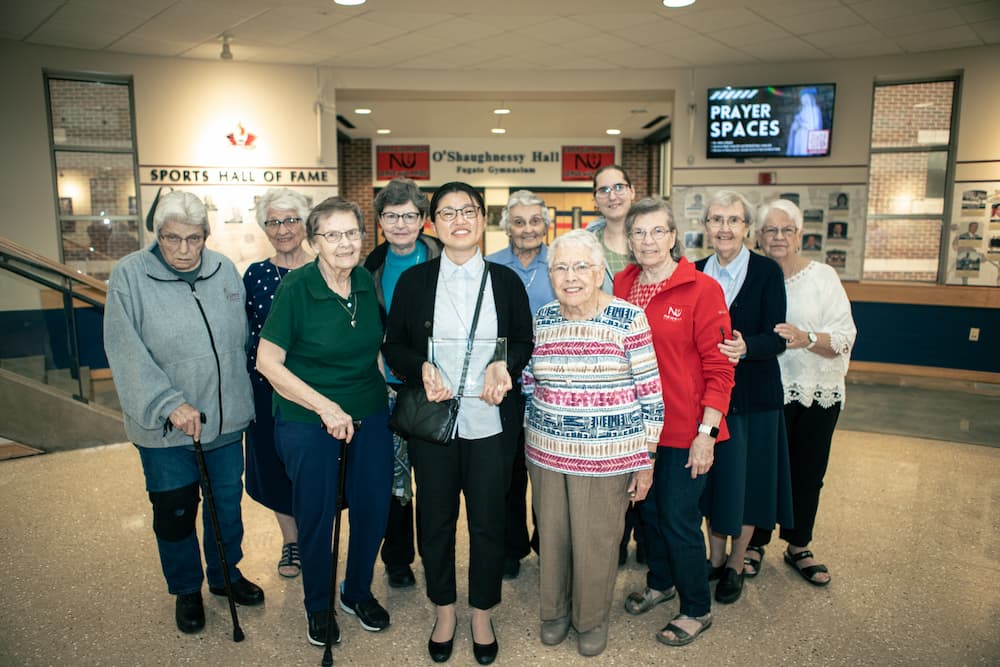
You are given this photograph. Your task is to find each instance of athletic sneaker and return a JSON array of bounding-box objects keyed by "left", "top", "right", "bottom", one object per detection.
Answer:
[
  {"left": 306, "top": 610, "right": 341, "bottom": 646},
  {"left": 338, "top": 583, "right": 390, "bottom": 631}
]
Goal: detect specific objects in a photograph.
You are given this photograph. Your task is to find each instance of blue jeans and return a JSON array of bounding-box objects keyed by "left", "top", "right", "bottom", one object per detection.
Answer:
[
  {"left": 275, "top": 407, "right": 393, "bottom": 613},
  {"left": 640, "top": 446, "right": 711, "bottom": 618},
  {"left": 136, "top": 441, "right": 246, "bottom": 595}
]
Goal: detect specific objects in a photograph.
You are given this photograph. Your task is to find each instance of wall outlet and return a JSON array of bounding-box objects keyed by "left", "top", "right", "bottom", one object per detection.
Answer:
[{"left": 969, "top": 327, "right": 980, "bottom": 342}]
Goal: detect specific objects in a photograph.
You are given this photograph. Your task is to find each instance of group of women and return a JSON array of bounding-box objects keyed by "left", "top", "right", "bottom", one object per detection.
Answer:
[{"left": 103, "top": 170, "right": 855, "bottom": 661}]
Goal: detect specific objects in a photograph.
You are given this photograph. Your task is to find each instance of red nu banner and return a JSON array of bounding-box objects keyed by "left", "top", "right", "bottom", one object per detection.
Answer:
[
  {"left": 561, "top": 146, "right": 615, "bottom": 181},
  {"left": 377, "top": 145, "right": 430, "bottom": 180}
]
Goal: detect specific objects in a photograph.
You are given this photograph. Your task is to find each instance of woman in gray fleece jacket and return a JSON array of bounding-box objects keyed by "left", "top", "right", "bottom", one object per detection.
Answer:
[{"left": 103, "top": 190, "right": 261, "bottom": 635}]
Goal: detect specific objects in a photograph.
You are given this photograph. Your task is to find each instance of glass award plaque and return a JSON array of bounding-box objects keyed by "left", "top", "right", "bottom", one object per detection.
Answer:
[{"left": 428, "top": 337, "right": 507, "bottom": 397}]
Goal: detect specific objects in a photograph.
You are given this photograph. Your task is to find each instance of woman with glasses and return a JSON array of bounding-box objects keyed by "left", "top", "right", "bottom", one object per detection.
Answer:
[
  {"left": 104, "top": 190, "right": 262, "bottom": 636},
  {"left": 243, "top": 188, "right": 312, "bottom": 580},
  {"left": 524, "top": 229, "right": 663, "bottom": 657},
  {"left": 383, "top": 182, "right": 533, "bottom": 665},
  {"left": 748, "top": 199, "right": 856, "bottom": 586},
  {"left": 587, "top": 164, "right": 636, "bottom": 291},
  {"left": 695, "top": 190, "right": 793, "bottom": 606},
  {"left": 615, "top": 199, "right": 734, "bottom": 646},
  {"left": 364, "top": 178, "right": 443, "bottom": 590},
  {"left": 256, "top": 197, "right": 394, "bottom": 647}
]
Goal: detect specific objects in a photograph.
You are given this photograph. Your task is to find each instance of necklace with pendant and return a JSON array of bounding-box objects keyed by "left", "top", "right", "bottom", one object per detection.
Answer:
[{"left": 336, "top": 295, "right": 357, "bottom": 328}]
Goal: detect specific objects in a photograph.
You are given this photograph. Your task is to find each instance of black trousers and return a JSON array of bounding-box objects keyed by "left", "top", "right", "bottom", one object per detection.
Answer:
[
  {"left": 409, "top": 432, "right": 514, "bottom": 609},
  {"left": 381, "top": 496, "right": 417, "bottom": 571},
  {"left": 751, "top": 401, "right": 841, "bottom": 548}
]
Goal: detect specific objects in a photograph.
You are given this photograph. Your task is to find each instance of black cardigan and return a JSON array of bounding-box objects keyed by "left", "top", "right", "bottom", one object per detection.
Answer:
[
  {"left": 382, "top": 258, "right": 534, "bottom": 439},
  {"left": 696, "top": 251, "right": 787, "bottom": 414}
]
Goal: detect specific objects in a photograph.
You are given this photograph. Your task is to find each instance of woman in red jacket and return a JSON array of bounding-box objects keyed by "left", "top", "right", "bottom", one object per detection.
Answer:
[{"left": 614, "top": 197, "right": 734, "bottom": 647}]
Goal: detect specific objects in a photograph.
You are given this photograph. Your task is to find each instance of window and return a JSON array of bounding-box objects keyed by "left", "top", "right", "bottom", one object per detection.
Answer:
[
  {"left": 863, "top": 79, "right": 957, "bottom": 282},
  {"left": 45, "top": 74, "right": 141, "bottom": 281}
]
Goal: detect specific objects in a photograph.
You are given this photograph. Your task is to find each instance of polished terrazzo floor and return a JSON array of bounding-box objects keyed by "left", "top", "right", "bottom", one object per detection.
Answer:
[{"left": 1, "top": 428, "right": 997, "bottom": 666}]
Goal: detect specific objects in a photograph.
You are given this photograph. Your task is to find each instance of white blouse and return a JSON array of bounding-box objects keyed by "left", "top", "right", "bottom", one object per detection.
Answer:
[{"left": 780, "top": 261, "right": 857, "bottom": 408}]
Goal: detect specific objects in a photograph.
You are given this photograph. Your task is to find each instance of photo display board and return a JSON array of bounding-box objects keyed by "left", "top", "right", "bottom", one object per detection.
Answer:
[{"left": 947, "top": 182, "right": 1000, "bottom": 286}]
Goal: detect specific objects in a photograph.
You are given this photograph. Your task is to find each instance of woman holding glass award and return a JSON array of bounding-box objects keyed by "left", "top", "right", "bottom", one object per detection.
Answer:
[{"left": 383, "top": 182, "right": 533, "bottom": 665}]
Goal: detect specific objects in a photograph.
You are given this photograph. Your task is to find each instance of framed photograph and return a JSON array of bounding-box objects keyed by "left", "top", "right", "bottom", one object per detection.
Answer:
[
  {"left": 827, "top": 222, "right": 848, "bottom": 239},
  {"left": 58, "top": 197, "right": 73, "bottom": 216}
]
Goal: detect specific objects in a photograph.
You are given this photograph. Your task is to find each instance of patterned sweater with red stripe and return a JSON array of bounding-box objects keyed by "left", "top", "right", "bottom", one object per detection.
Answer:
[{"left": 523, "top": 298, "right": 664, "bottom": 477}]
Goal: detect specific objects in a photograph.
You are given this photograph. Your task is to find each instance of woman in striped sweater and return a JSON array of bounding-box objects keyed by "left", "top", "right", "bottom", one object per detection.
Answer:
[{"left": 523, "top": 229, "right": 664, "bottom": 658}]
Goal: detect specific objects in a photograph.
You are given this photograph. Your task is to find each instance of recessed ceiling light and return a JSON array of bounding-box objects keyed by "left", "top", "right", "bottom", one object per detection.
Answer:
[
  {"left": 606, "top": 129, "right": 622, "bottom": 135},
  {"left": 376, "top": 129, "right": 391, "bottom": 135},
  {"left": 493, "top": 108, "right": 511, "bottom": 115},
  {"left": 491, "top": 128, "right": 507, "bottom": 134},
  {"left": 354, "top": 108, "right": 372, "bottom": 115},
  {"left": 334, "top": 0, "right": 367, "bottom": 6},
  {"left": 662, "top": 0, "right": 696, "bottom": 7}
]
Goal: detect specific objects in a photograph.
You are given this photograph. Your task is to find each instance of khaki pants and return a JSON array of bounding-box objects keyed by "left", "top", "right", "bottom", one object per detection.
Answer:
[{"left": 528, "top": 463, "right": 630, "bottom": 633}]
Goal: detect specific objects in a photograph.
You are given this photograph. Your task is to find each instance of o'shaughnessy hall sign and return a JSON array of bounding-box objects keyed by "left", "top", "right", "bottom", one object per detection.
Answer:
[
  {"left": 375, "top": 141, "right": 616, "bottom": 185},
  {"left": 140, "top": 166, "right": 336, "bottom": 186}
]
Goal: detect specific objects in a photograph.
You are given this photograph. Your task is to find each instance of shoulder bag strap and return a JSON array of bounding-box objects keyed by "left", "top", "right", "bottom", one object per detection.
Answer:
[{"left": 455, "top": 263, "right": 490, "bottom": 398}]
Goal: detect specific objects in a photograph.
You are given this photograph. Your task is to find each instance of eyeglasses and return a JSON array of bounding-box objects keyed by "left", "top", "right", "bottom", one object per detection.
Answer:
[
  {"left": 550, "top": 261, "right": 598, "bottom": 276},
  {"left": 594, "top": 183, "right": 630, "bottom": 199},
  {"left": 629, "top": 226, "right": 672, "bottom": 241},
  {"left": 760, "top": 226, "right": 798, "bottom": 238},
  {"left": 436, "top": 206, "right": 481, "bottom": 223},
  {"left": 314, "top": 228, "right": 362, "bottom": 243},
  {"left": 706, "top": 215, "right": 746, "bottom": 229},
  {"left": 380, "top": 211, "right": 422, "bottom": 226},
  {"left": 159, "top": 233, "right": 204, "bottom": 248},
  {"left": 263, "top": 217, "right": 302, "bottom": 229}
]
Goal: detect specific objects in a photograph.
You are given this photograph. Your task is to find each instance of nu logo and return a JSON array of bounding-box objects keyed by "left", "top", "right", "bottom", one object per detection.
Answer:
[{"left": 663, "top": 306, "right": 684, "bottom": 322}]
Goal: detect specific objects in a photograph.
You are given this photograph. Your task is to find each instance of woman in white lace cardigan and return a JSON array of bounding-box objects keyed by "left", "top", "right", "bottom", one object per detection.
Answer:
[{"left": 746, "top": 199, "right": 857, "bottom": 587}]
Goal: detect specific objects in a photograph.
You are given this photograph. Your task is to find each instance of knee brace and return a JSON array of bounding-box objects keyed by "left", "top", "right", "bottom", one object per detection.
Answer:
[{"left": 149, "top": 481, "right": 200, "bottom": 542}]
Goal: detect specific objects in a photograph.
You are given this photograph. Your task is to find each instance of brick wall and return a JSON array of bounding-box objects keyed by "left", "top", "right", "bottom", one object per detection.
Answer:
[
  {"left": 863, "top": 80, "right": 955, "bottom": 281},
  {"left": 49, "top": 78, "right": 133, "bottom": 149},
  {"left": 621, "top": 139, "right": 661, "bottom": 198},
  {"left": 337, "top": 136, "right": 376, "bottom": 256}
]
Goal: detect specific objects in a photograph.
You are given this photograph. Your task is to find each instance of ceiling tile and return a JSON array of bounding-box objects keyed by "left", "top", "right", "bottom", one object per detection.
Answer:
[
  {"left": 819, "top": 39, "right": 903, "bottom": 58},
  {"left": 571, "top": 11, "right": 662, "bottom": 32},
  {"left": 803, "top": 23, "right": 885, "bottom": 49},
  {"left": 850, "top": 0, "right": 966, "bottom": 22},
  {"left": 894, "top": 24, "right": 983, "bottom": 51},
  {"left": 670, "top": 7, "right": 766, "bottom": 32},
  {"left": 27, "top": 24, "right": 124, "bottom": 50},
  {"left": 600, "top": 48, "right": 688, "bottom": 69},
  {"left": 706, "top": 20, "right": 791, "bottom": 47},
  {"left": 651, "top": 37, "right": 753, "bottom": 65},
  {"left": 737, "top": 37, "right": 830, "bottom": 62},
  {"left": 958, "top": 1, "right": 1000, "bottom": 22},
  {"left": 416, "top": 16, "right": 508, "bottom": 42},
  {"left": 750, "top": 0, "right": 848, "bottom": 22},
  {"left": 971, "top": 18, "right": 1000, "bottom": 44},
  {"left": 769, "top": 6, "right": 866, "bottom": 35},
  {"left": 517, "top": 17, "right": 600, "bottom": 43},
  {"left": 357, "top": 11, "right": 454, "bottom": 31},
  {"left": 110, "top": 35, "right": 192, "bottom": 57},
  {"left": 872, "top": 8, "right": 967, "bottom": 36},
  {"left": 611, "top": 18, "right": 703, "bottom": 46}
]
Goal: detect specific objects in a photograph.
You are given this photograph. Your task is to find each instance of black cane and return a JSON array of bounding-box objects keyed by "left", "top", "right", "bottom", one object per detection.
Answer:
[
  {"left": 321, "top": 420, "right": 358, "bottom": 666},
  {"left": 191, "top": 412, "right": 245, "bottom": 642}
]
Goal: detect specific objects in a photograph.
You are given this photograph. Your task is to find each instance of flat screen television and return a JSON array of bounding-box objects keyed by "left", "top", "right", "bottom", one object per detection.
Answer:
[{"left": 707, "top": 83, "right": 836, "bottom": 158}]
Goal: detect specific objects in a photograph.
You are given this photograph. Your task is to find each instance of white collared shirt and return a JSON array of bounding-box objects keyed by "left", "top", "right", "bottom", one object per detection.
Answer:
[
  {"left": 434, "top": 251, "right": 502, "bottom": 439},
  {"left": 703, "top": 245, "right": 750, "bottom": 307}
]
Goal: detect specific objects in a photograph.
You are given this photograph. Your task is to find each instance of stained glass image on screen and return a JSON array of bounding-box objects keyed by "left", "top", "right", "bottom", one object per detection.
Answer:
[{"left": 707, "top": 83, "right": 836, "bottom": 158}]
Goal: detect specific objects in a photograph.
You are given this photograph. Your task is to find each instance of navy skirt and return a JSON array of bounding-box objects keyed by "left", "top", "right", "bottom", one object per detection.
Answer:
[
  {"left": 700, "top": 408, "right": 794, "bottom": 537},
  {"left": 244, "top": 377, "right": 294, "bottom": 515}
]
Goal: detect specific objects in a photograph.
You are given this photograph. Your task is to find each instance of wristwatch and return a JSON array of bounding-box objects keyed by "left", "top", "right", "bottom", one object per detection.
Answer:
[
  {"left": 697, "top": 423, "right": 719, "bottom": 439},
  {"left": 648, "top": 450, "right": 657, "bottom": 460},
  {"left": 806, "top": 332, "right": 818, "bottom": 350}
]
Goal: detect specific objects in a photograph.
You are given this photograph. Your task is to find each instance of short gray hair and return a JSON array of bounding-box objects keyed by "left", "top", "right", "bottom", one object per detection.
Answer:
[
  {"left": 548, "top": 229, "right": 605, "bottom": 269},
  {"left": 624, "top": 197, "right": 683, "bottom": 262},
  {"left": 374, "top": 178, "right": 429, "bottom": 218},
  {"left": 757, "top": 199, "right": 803, "bottom": 233},
  {"left": 703, "top": 190, "right": 754, "bottom": 228},
  {"left": 153, "top": 191, "right": 209, "bottom": 238},
  {"left": 255, "top": 188, "right": 310, "bottom": 229},
  {"left": 500, "top": 190, "right": 551, "bottom": 232},
  {"left": 306, "top": 197, "right": 364, "bottom": 238}
]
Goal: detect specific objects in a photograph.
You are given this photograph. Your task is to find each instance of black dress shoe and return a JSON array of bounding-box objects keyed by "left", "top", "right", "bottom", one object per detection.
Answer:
[
  {"left": 209, "top": 577, "right": 264, "bottom": 606},
  {"left": 715, "top": 567, "right": 744, "bottom": 604},
  {"left": 428, "top": 622, "right": 455, "bottom": 663},
  {"left": 387, "top": 565, "right": 416, "bottom": 589},
  {"left": 175, "top": 592, "right": 205, "bottom": 634},
  {"left": 472, "top": 619, "right": 498, "bottom": 665}
]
